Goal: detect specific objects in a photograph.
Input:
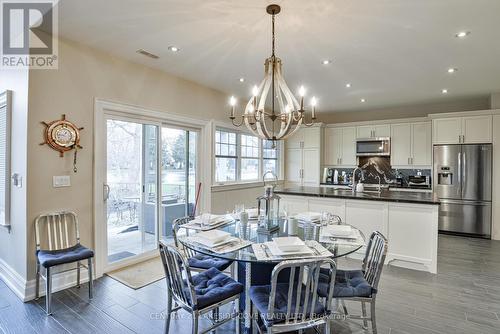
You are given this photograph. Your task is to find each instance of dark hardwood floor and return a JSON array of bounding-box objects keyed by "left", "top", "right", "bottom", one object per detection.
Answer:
[{"left": 1, "top": 234, "right": 500, "bottom": 334}]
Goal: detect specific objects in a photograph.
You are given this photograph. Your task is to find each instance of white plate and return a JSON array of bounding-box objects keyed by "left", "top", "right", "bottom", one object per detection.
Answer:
[
  {"left": 296, "top": 212, "right": 322, "bottom": 222},
  {"left": 195, "top": 230, "right": 230, "bottom": 246},
  {"left": 267, "top": 242, "right": 314, "bottom": 256},
  {"left": 272, "top": 236, "right": 305, "bottom": 252}
]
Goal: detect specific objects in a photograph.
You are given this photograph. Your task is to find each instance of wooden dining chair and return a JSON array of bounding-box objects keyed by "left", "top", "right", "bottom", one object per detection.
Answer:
[
  {"left": 317, "top": 231, "right": 388, "bottom": 334},
  {"left": 34, "top": 211, "right": 94, "bottom": 315},
  {"left": 159, "top": 242, "right": 243, "bottom": 334},
  {"left": 249, "top": 257, "right": 337, "bottom": 334}
]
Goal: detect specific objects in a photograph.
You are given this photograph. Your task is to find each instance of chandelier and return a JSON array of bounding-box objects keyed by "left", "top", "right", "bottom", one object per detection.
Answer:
[{"left": 229, "top": 4, "right": 318, "bottom": 148}]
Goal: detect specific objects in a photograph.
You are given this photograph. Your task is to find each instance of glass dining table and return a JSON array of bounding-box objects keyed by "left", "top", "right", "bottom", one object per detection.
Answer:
[{"left": 174, "top": 217, "right": 366, "bottom": 333}]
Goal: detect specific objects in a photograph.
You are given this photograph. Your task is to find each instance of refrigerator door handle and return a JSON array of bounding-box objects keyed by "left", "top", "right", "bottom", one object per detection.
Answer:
[
  {"left": 462, "top": 152, "right": 466, "bottom": 198},
  {"left": 457, "top": 152, "right": 462, "bottom": 196}
]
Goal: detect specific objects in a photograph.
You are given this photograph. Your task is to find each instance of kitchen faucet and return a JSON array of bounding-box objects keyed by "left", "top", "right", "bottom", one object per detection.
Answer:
[{"left": 375, "top": 174, "right": 382, "bottom": 193}]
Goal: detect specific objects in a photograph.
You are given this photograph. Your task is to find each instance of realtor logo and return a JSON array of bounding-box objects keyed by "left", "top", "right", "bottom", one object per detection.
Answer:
[{"left": 1, "top": 0, "right": 58, "bottom": 69}]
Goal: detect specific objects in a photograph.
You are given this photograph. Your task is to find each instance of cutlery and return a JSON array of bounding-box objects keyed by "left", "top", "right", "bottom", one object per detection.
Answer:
[
  {"left": 212, "top": 240, "right": 239, "bottom": 252},
  {"left": 260, "top": 244, "right": 271, "bottom": 258},
  {"left": 310, "top": 244, "right": 321, "bottom": 256}
]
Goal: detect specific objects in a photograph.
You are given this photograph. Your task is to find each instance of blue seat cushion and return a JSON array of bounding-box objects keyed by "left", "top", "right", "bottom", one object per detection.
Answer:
[
  {"left": 37, "top": 244, "right": 94, "bottom": 268},
  {"left": 187, "top": 267, "right": 244, "bottom": 310},
  {"left": 188, "top": 254, "right": 232, "bottom": 272},
  {"left": 249, "top": 283, "right": 326, "bottom": 325},
  {"left": 317, "top": 269, "right": 374, "bottom": 298}
]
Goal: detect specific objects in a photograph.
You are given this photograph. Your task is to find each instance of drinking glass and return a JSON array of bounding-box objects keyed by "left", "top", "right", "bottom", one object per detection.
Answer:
[{"left": 200, "top": 213, "right": 211, "bottom": 228}]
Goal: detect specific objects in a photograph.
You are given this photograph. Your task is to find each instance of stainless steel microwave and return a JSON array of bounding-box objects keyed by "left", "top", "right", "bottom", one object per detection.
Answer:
[{"left": 356, "top": 137, "right": 391, "bottom": 156}]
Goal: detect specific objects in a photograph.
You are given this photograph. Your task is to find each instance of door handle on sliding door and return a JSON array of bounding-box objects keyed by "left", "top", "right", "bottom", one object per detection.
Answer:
[{"left": 103, "top": 183, "right": 110, "bottom": 201}]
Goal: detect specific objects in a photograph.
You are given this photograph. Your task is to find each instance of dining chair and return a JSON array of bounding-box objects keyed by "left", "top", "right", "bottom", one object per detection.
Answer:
[
  {"left": 249, "top": 258, "right": 337, "bottom": 334},
  {"left": 317, "top": 231, "right": 388, "bottom": 334},
  {"left": 34, "top": 211, "right": 94, "bottom": 315},
  {"left": 159, "top": 243, "right": 243, "bottom": 334},
  {"left": 172, "top": 217, "right": 233, "bottom": 272}
]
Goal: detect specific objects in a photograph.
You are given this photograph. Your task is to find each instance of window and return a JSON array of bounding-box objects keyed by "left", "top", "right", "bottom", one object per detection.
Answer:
[
  {"left": 214, "top": 129, "right": 281, "bottom": 184},
  {"left": 263, "top": 139, "right": 279, "bottom": 176},
  {"left": 240, "top": 134, "right": 259, "bottom": 181},
  {"left": 215, "top": 130, "right": 237, "bottom": 182}
]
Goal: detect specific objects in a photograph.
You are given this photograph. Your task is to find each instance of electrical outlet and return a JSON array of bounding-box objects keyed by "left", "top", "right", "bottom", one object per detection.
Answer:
[{"left": 53, "top": 175, "right": 71, "bottom": 188}]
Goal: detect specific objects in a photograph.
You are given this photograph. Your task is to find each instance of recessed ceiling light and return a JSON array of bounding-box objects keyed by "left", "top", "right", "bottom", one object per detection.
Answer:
[
  {"left": 322, "top": 59, "right": 332, "bottom": 65},
  {"left": 239, "top": 78, "right": 245, "bottom": 82},
  {"left": 442, "top": 89, "right": 448, "bottom": 94},
  {"left": 168, "top": 46, "right": 180, "bottom": 52},
  {"left": 447, "top": 68, "right": 457, "bottom": 73},
  {"left": 455, "top": 31, "right": 470, "bottom": 38},
  {"left": 345, "top": 83, "right": 351, "bottom": 88},
  {"left": 360, "top": 98, "right": 366, "bottom": 103}
]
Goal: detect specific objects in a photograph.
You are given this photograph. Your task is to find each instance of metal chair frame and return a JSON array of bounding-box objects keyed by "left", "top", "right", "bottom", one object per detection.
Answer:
[
  {"left": 159, "top": 243, "right": 241, "bottom": 334},
  {"left": 34, "top": 211, "right": 94, "bottom": 315},
  {"left": 335, "top": 231, "right": 388, "bottom": 334},
  {"left": 252, "top": 258, "right": 337, "bottom": 334}
]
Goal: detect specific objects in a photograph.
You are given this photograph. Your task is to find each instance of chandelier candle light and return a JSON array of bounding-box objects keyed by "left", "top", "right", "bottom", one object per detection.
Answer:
[{"left": 229, "top": 4, "right": 318, "bottom": 148}]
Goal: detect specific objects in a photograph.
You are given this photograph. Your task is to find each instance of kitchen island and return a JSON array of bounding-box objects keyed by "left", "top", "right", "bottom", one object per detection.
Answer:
[{"left": 275, "top": 186, "right": 440, "bottom": 273}]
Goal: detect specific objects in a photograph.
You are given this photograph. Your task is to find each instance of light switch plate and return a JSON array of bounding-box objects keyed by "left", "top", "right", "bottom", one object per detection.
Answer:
[{"left": 53, "top": 175, "right": 71, "bottom": 188}]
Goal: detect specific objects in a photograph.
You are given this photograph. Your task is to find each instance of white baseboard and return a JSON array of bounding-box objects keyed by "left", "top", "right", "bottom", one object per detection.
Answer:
[
  {"left": 0, "top": 258, "right": 90, "bottom": 302},
  {"left": 0, "top": 258, "right": 28, "bottom": 301}
]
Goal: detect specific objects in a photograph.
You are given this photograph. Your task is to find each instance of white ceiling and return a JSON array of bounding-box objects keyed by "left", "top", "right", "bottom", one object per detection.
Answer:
[{"left": 57, "top": 0, "right": 500, "bottom": 112}]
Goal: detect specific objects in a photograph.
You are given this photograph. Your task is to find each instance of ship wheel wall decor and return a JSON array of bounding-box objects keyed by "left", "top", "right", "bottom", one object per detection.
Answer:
[{"left": 40, "top": 114, "right": 83, "bottom": 172}]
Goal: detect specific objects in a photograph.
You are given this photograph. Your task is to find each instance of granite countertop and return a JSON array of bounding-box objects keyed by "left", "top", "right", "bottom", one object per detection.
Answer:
[{"left": 275, "top": 186, "right": 440, "bottom": 205}]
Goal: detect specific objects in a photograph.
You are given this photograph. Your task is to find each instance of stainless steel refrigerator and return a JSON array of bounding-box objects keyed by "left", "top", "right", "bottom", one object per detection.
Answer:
[{"left": 433, "top": 144, "right": 492, "bottom": 238}]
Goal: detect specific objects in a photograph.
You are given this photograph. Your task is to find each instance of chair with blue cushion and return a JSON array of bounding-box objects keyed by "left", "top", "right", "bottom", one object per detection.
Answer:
[
  {"left": 159, "top": 242, "right": 243, "bottom": 334},
  {"left": 249, "top": 258, "right": 337, "bottom": 334},
  {"left": 317, "top": 231, "right": 388, "bottom": 334},
  {"left": 172, "top": 217, "right": 233, "bottom": 273},
  {"left": 34, "top": 211, "right": 94, "bottom": 315}
]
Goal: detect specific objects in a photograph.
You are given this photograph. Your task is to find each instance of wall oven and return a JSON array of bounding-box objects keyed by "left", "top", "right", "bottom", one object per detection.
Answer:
[{"left": 356, "top": 137, "right": 391, "bottom": 156}]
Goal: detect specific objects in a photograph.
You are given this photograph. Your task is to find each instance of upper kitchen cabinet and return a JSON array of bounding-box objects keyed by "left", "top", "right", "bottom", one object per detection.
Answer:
[
  {"left": 356, "top": 124, "right": 391, "bottom": 139},
  {"left": 391, "top": 122, "right": 431, "bottom": 167},
  {"left": 286, "top": 127, "right": 321, "bottom": 149},
  {"left": 324, "top": 127, "right": 356, "bottom": 166},
  {"left": 433, "top": 115, "right": 492, "bottom": 144}
]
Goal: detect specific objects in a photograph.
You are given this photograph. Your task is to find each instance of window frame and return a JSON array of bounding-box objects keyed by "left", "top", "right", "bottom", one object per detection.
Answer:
[{"left": 214, "top": 127, "right": 282, "bottom": 185}]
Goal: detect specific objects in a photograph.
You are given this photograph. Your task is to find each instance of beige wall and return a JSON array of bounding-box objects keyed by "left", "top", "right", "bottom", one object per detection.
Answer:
[
  {"left": 491, "top": 93, "right": 500, "bottom": 109},
  {"left": 211, "top": 186, "right": 264, "bottom": 214},
  {"left": 26, "top": 38, "right": 229, "bottom": 280},
  {"left": 0, "top": 69, "right": 29, "bottom": 281},
  {"left": 319, "top": 97, "right": 490, "bottom": 123}
]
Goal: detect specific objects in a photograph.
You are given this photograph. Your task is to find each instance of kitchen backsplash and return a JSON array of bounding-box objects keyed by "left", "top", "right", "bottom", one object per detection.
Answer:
[{"left": 328, "top": 157, "right": 431, "bottom": 186}]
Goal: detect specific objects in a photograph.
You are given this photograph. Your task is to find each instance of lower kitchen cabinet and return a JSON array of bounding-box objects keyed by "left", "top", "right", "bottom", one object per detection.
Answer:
[{"left": 280, "top": 194, "right": 438, "bottom": 273}]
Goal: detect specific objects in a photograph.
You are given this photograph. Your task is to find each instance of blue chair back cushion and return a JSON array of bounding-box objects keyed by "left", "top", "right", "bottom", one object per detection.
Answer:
[
  {"left": 188, "top": 254, "right": 232, "bottom": 272},
  {"left": 249, "top": 283, "right": 326, "bottom": 325},
  {"left": 37, "top": 244, "right": 94, "bottom": 268},
  {"left": 318, "top": 269, "right": 374, "bottom": 298},
  {"left": 186, "top": 267, "right": 243, "bottom": 310}
]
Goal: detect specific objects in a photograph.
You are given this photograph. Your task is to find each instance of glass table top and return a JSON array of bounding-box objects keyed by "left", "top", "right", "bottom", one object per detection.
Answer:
[{"left": 165, "top": 218, "right": 366, "bottom": 264}]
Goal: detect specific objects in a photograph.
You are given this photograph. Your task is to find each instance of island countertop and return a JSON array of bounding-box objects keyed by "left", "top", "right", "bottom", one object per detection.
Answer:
[{"left": 274, "top": 186, "right": 440, "bottom": 205}]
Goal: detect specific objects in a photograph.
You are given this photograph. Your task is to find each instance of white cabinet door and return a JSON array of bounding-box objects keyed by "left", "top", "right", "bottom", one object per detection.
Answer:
[
  {"left": 341, "top": 127, "right": 357, "bottom": 166},
  {"left": 303, "top": 127, "right": 321, "bottom": 148},
  {"left": 432, "top": 118, "right": 461, "bottom": 144},
  {"left": 356, "top": 125, "right": 373, "bottom": 139},
  {"left": 462, "top": 115, "right": 492, "bottom": 143},
  {"left": 280, "top": 195, "right": 309, "bottom": 215},
  {"left": 285, "top": 148, "right": 302, "bottom": 184},
  {"left": 324, "top": 128, "right": 341, "bottom": 165},
  {"left": 309, "top": 198, "right": 346, "bottom": 221},
  {"left": 391, "top": 123, "right": 412, "bottom": 166},
  {"left": 374, "top": 124, "right": 391, "bottom": 137},
  {"left": 345, "top": 200, "right": 388, "bottom": 239},
  {"left": 412, "top": 122, "right": 431, "bottom": 166},
  {"left": 302, "top": 148, "right": 320, "bottom": 185},
  {"left": 286, "top": 128, "right": 304, "bottom": 149}
]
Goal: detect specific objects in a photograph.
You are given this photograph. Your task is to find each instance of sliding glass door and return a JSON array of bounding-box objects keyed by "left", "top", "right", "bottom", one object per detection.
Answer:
[
  {"left": 105, "top": 118, "right": 159, "bottom": 263},
  {"left": 160, "top": 126, "right": 198, "bottom": 238}
]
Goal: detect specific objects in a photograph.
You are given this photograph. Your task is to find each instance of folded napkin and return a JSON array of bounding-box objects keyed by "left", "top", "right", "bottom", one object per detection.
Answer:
[
  {"left": 321, "top": 225, "right": 353, "bottom": 237},
  {"left": 246, "top": 208, "right": 262, "bottom": 219},
  {"left": 193, "top": 214, "right": 227, "bottom": 226},
  {"left": 296, "top": 212, "right": 322, "bottom": 223}
]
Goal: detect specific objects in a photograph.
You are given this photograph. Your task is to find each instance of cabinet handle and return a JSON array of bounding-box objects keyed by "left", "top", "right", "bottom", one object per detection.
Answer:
[{"left": 340, "top": 157, "right": 342, "bottom": 165}]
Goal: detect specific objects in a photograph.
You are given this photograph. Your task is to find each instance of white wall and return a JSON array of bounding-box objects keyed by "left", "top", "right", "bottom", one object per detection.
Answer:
[
  {"left": 491, "top": 93, "right": 500, "bottom": 109},
  {"left": 0, "top": 68, "right": 29, "bottom": 290},
  {"left": 211, "top": 185, "right": 264, "bottom": 214}
]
